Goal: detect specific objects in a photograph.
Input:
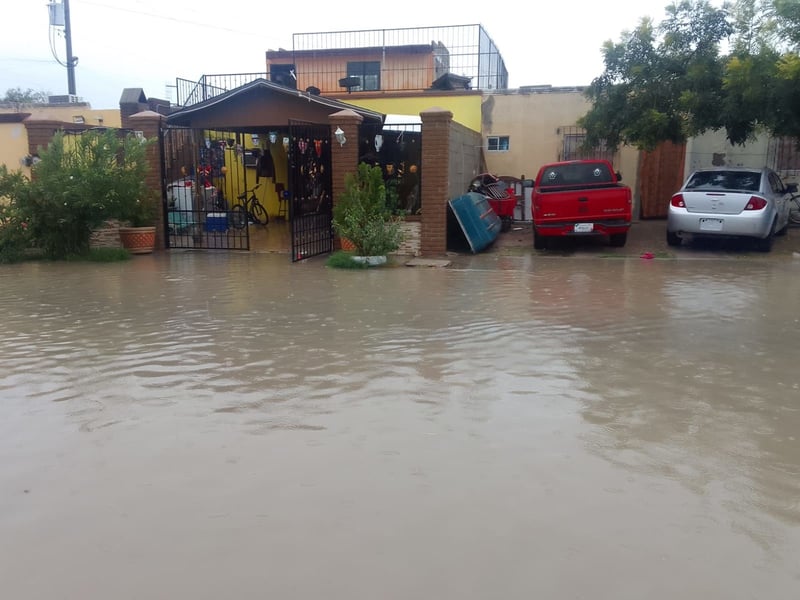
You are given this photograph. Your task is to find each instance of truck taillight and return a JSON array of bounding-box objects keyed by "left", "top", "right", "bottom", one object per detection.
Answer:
[
  {"left": 744, "top": 196, "right": 767, "bottom": 210},
  {"left": 671, "top": 194, "right": 685, "bottom": 208}
]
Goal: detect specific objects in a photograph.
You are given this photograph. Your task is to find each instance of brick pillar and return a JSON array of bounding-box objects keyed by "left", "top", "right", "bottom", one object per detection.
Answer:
[
  {"left": 129, "top": 111, "right": 167, "bottom": 251},
  {"left": 420, "top": 107, "right": 453, "bottom": 256},
  {"left": 329, "top": 109, "right": 364, "bottom": 249}
]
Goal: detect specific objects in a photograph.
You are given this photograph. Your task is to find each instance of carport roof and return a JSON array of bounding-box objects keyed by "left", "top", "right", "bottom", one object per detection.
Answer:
[{"left": 166, "top": 78, "right": 385, "bottom": 127}]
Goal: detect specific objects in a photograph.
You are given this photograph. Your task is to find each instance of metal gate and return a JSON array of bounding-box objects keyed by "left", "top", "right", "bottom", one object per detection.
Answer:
[
  {"left": 288, "top": 121, "right": 333, "bottom": 261},
  {"left": 160, "top": 126, "right": 249, "bottom": 250}
]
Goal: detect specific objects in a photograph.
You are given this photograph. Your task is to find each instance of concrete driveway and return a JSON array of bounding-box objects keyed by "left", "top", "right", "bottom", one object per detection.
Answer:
[{"left": 489, "top": 219, "right": 800, "bottom": 259}]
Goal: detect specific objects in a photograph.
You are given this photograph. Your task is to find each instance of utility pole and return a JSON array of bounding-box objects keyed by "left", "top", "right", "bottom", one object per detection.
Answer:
[{"left": 63, "top": 0, "right": 77, "bottom": 95}]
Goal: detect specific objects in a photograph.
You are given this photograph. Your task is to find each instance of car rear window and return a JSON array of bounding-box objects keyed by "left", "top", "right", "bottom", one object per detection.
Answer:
[
  {"left": 684, "top": 171, "right": 761, "bottom": 192},
  {"left": 539, "top": 163, "right": 615, "bottom": 187}
]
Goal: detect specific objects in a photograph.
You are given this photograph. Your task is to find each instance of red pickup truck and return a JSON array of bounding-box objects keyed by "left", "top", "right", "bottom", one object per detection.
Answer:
[{"left": 529, "top": 160, "right": 632, "bottom": 249}]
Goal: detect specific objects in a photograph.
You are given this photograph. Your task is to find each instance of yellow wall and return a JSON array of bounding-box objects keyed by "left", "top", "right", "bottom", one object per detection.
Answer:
[
  {"left": 344, "top": 94, "right": 482, "bottom": 132},
  {"left": 0, "top": 122, "right": 31, "bottom": 177},
  {"left": 0, "top": 105, "right": 122, "bottom": 178}
]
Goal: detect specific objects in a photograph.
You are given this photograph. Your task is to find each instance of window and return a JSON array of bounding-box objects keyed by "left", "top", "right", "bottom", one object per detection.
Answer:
[
  {"left": 560, "top": 126, "right": 613, "bottom": 162},
  {"left": 270, "top": 64, "right": 296, "bottom": 89},
  {"left": 487, "top": 136, "right": 509, "bottom": 152},
  {"left": 346, "top": 61, "right": 381, "bottom": 91}
]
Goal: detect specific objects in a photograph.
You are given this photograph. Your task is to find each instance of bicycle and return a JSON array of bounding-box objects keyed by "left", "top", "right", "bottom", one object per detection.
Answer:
[
  {"left": 789, "top": 192, "right": 800, "bottom": 225},
  {"left": 230, "top": 184, "right": 268, "bottom": 229}
]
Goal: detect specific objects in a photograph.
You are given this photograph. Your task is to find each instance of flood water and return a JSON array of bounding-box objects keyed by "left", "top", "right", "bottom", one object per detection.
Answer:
[{"left": 2, "top": 251, "right": 800, "bottom": 599}]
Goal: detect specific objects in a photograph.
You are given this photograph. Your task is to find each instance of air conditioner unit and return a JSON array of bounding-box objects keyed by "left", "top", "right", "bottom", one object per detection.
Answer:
[{"left": 48, "top": 94, "right": 81, "bottom": 104}]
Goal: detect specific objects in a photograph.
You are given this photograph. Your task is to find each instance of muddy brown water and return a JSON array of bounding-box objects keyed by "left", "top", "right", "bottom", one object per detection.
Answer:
[{"left": 2, "top": 250, "right": 800, "bottom": 599}]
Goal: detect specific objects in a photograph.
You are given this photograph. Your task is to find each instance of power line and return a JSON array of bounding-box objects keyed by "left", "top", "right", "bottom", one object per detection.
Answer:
[{"left": 80, "top": 0, "right": 266, "bottom": 38}]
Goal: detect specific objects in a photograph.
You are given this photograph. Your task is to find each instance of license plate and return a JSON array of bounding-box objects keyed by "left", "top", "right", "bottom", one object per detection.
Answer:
[
  {"left": 574, "top": 223, "right": 594, "bottom": 233},
  {"left": 699, "top": 218, "right": 723, "bottom": 231}
]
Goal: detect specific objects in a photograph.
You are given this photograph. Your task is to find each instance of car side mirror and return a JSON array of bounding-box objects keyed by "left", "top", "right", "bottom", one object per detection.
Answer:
[
  {"left": 786, "top": 183, "right": 798, "bottom": 194},
  {"left": 616, "top": 172, "right": 623, "bottom": 182}
]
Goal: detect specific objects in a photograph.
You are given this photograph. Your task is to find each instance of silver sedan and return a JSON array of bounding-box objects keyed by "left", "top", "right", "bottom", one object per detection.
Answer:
[{"left": 666, "top": 167, "right": 797, "bottom": 251}]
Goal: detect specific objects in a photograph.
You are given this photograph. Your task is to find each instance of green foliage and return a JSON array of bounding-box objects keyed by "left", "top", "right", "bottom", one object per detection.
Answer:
[
  {"left": 1, "top": 129, "right": 154, "bottom": 259},
  {"left": 581, "top": 0, "right": 800, "bottom": 149},
  {"left": 325, "top": 250, "right": 369, "bottom": 269},
  {"left": 2, "top": 87, "right": 50, "bottom": 103},
  {"left": 332, "top": 163, "right": 404, "bottom": 257},
  {"left": 0, "top": 166, "right": 33, "bottom": 263}
]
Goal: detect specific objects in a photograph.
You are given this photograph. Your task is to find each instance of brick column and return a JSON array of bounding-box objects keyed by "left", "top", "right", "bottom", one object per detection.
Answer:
[
  {"left": 420, "top": 107, "right": 453, "bottom": 256},
  {"left": 129, "top": 111, "right": 167, "bottom": 251},
  {"left": 329, "top": 109, "right": 363, "bottom": 249}
]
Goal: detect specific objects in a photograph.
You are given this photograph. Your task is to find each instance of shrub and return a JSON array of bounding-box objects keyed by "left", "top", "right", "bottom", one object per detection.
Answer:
[
  {"left": 0, "top": 166, "right": 33, "bottom": 263},
  {"left": 332, "top": 163, "right": 404, "bottom": 257},
  {"left": 11, "top": 129, "right": 153, "bottom": 258}
]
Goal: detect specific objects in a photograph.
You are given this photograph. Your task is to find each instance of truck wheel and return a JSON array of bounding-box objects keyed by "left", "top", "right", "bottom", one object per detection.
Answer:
[
  {"left": 533, "top": 229, "right": 547, "bottom": 250},
  {"left": 666, "top": 231, "right": 681, "bottom": 247},
  {"left": 608, "top": 232, "right": 627, "bottom": 247}
]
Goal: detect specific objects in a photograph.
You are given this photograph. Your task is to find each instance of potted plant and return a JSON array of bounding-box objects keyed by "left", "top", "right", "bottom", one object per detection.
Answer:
[
  {"left": 118, "top": 190, "right": 158, "bottom": 254},
  {"left": 332, "top": 163, "right": 403, "bottom": 265}
]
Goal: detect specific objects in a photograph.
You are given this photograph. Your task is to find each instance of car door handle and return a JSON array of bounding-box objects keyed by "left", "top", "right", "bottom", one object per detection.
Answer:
[{"left": 578, "top": 197, "right": 588, "bottom": 202}]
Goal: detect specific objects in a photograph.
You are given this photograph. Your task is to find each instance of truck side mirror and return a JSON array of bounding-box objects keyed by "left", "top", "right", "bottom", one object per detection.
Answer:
[
  {"left": 616, "top": 172, "right": 623, "bottom": 182},
  {"left": 786, "top": 183, "right": 798, "bottom": 194}
]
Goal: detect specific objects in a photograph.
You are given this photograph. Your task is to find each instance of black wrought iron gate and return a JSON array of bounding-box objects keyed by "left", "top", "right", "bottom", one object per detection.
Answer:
[
  {"left": 288, "top": 122, "right": 333, "bottom": 261},
  {"left": 160, "top": 126, "right": 249, "bottom": 250}
]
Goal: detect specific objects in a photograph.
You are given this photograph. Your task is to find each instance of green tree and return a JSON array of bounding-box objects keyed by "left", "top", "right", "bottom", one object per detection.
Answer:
[
  {"left": 581, "top": 1, "right": 731, "bottom": 151},
  {"left": 580, "top": 0, "right": 800, "bottom": 150},
  {"left": 2, "top": 88, "right": 51, "bottom": 103}
]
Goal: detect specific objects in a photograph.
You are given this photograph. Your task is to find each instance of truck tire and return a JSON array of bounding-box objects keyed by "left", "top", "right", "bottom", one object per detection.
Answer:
[
  {"left": 608, "top": 232, "right": 627, "bottom": 247},
  {"left": 533, "top": 229, "right": 547, "bottom": 250}
]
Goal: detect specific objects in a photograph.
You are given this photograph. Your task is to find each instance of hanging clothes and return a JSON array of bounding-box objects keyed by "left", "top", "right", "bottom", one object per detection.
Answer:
[{"left": 256, "top": 147, "right": 275, "bottom": 182}]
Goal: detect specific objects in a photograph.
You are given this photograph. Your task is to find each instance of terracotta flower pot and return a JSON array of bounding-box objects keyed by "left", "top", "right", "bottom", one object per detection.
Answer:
[{"left": 119, "top": 226, "right": 156, "bottom": 254}]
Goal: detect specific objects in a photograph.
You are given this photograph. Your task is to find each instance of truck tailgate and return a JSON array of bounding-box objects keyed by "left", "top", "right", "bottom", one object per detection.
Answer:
[{"left": 534, "top": 186, "right": 631, "bottom": 223}]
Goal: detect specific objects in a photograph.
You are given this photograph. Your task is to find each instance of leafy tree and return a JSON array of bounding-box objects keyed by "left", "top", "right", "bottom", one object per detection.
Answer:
[
  {"left": 581, "top": 1, "right": 731, "bottom": 151},
  {"left": 2, "top": 88, "right": 51, "bottom": 103},
  {"left": 580, "top": 0, "right": 800, "bottom": 150}
]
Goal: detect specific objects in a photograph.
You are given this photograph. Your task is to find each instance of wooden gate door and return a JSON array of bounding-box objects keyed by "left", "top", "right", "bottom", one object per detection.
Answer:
[{"left": 638, "top": 141, "right": 687, "bottom": 219}]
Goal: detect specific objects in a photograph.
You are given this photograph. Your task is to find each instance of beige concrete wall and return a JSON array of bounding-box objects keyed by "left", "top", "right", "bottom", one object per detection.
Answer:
[
  {"left": 480, "top": 88, "right": 641, "bottom": 215},
  {"left": 684, "top": 130, "right": 769, "bottom": 179}
]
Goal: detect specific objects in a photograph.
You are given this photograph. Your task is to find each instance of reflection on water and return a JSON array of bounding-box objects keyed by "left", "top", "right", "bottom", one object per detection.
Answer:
[{"left": 1, "top": 253, "right": 799, "bottom": 599}]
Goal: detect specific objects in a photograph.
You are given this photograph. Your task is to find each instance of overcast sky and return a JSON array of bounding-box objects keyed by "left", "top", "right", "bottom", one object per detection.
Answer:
[{"left": 1, "top": 0, "right": 707, "bottom": 109}]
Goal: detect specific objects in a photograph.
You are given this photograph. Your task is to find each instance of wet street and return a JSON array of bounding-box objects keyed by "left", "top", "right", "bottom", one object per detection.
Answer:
[{"left": 2, "top": 246, "right": 800, "bottom": 599}]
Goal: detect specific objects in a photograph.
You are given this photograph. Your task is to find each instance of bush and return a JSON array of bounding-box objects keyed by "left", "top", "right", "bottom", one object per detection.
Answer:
[
  {"left": 332, "top": 163, "right": 404, "bottom": 257},
  {"left": 7, "top": 129, "right": 153, "bottom": 259},
  {"left": 0, "top": 167, "right": 33, "bottom": 263},
  {"left": 325, "top": 250, "right": 369, "bottom": 269}
]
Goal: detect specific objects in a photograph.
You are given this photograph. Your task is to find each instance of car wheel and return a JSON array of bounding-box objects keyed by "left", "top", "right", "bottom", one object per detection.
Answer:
[
  {"left": 608, "top": 232, "right": 627, "bottom": 247},
  {"left": 755, "top": 221, "right": 776, "bottom": 252},
  {"left": 666, "top": 231, "right": 682, "bottom": 247}
]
